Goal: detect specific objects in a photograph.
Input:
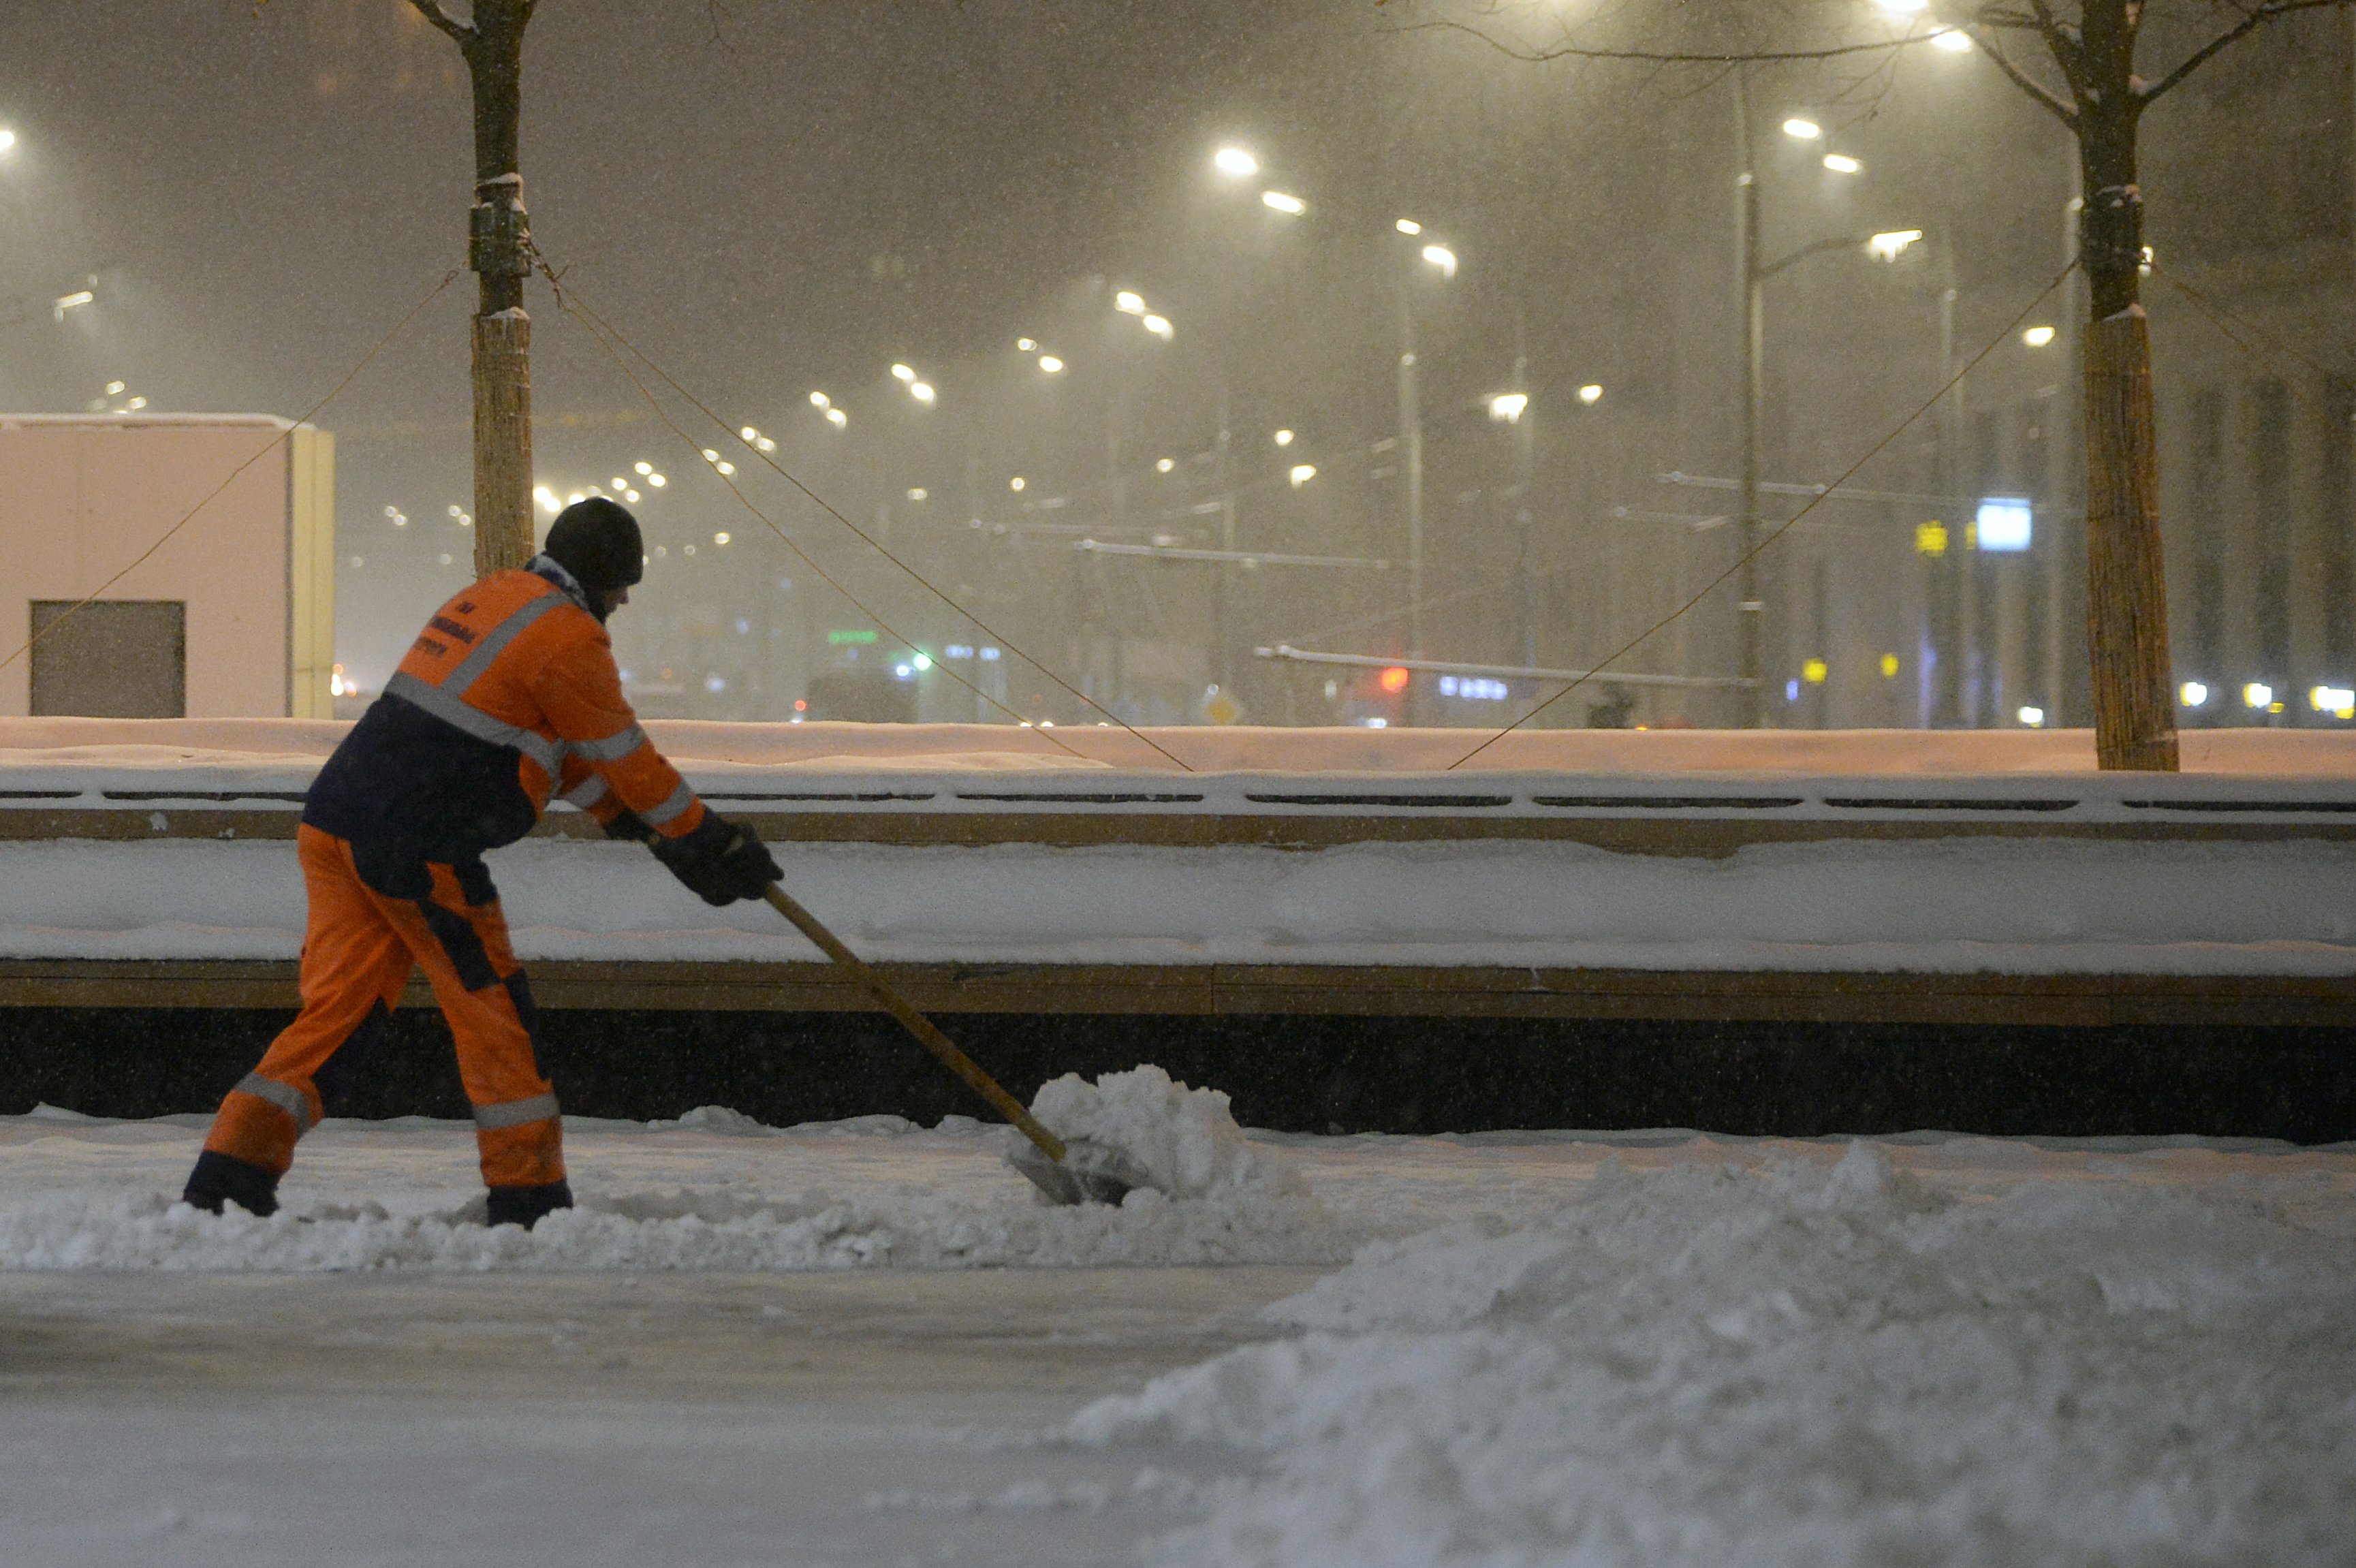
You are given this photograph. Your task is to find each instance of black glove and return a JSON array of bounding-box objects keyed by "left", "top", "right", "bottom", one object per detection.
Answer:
[
  {"left": 648, "top": 811, "right": 781, "bottom": 907},
  {"left": 603, "top": 809, "right": 656, "bottom": 845}
]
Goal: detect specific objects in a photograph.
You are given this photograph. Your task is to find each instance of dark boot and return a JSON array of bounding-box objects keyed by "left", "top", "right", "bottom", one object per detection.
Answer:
[
  {"left": 485, "top": 1179, "right": 574, "bottom": 1230},
  {"left": 183, "top": 1150, "right": 281, "bottom": 1217}
]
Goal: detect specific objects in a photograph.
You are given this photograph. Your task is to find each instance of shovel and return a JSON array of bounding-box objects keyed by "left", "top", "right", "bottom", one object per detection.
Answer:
[{"left": 758, "top": 883, "right": 1150, "bottom": 1206}]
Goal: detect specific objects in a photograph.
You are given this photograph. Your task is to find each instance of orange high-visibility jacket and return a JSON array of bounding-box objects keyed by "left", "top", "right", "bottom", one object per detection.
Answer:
[{"left": 304, "top": 561, "right": 705, "bottom": 873}]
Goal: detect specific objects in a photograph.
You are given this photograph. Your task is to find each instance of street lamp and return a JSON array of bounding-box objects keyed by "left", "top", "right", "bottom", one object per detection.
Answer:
[
  {"left": 0, "top": 128, "right": 16, "bottom": 155},
  {"left": 1420, "top": 244, "right": 1458, "bottom": 279},
  {"left": 1823, "top": 153, "right": 1864, "bottom": 174},
  {"left": 1261, "top": 190, "right": 1307, "bottom": 215},
  {"left": 1487, "top": 392, "right": 1529, "bottom": 424},
  {"left": 1213, "top": 146, "right": 1258, "bottom": 177}
]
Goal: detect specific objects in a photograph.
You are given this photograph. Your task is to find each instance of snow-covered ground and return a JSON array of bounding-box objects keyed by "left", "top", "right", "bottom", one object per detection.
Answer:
[
  {"left": 1, "top": 1104, "right": 2350, "bottom": 1564},
  {"left": 7, "top": 714, "right": 2356, "bottom": 774},
  {"left": 7, "top": 832, "right": 2356, "bottom": 975}
]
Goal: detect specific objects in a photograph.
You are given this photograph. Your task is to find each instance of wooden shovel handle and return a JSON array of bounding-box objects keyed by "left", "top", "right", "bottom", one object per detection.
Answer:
[{"left": 761, "top": 883, "right": 1068, "bottom": 1164}]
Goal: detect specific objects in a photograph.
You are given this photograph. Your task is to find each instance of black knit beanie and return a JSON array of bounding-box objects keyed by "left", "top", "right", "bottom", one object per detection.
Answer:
[{"left": 543, "top": 499, "right": 646, "bottom": 604}]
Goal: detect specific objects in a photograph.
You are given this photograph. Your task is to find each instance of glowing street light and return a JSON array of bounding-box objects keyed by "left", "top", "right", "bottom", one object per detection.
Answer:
[
  {"left": 809, "top": 391, "right": 831, "bottom": 408},
  {"left": 825, "top": 407, "right": 847, "bottom": 430},
  {"left": 1037, "top": 355, "right": 1065, "bottom": 373},
  {"left": 1867, "top": 228, "right": 1924, "bottom": 261},
  {"left": 2244, "top": 682, "right": 2275, "bottom": 709},
  {"left": 1114, "top": 290, "right": 1145, "bottom": 315},
  {"left": 1487, "top": 392, "right": 1528, "bottom": 424},
  {"left": 1288, "top": 464, "right": 1317, "bottom": 487},
  {"left": 1823, "top": 153, "right": 1863, "bottom": 174},
  {"left": 1156, "top": 458, "right": 1176, "bottom": 473},
  {"left": 1395, "top": 218, "right": 1422, "bottom": 235},
  {"left": 1273, "top": 428, "right": 1295, "bottom": 447},
  {"left": 1577, "top": 383, "right": 1604, "bottom": 405},
  {"left": 1009, "top": 476, "right": 1026, "bottom": 492},
  {"left": 1142, "top": 314, "right": 1173, "bottom": 340},
  {"left": 1781, "top": 118, "right": 1822, "bottom": 140},
  {"left": 1213, "top": 146, "right": 1259, "bottom": 177},
  {"left": 1931, "top": 27, "right": 1973, "bottom": 51},
  {"left": 1017, "top": 337, "right": 1037, "bottom": 351},
  {"left": 1420, "top": 244, "right": 1457, "bottom": 278},
  {"left": 2023, "top": 324, "right": 2057, "bottom": 347},
  {"left": 52, "top": 289, "right": 93, "bottom": 319},
  {"left": 2180, "top": 681, "right": 2210, "bottom": 707},
  {"left": 0, "top": 129, "right": 15, "bottom": 155},
  {"left": 909, "top": 381, "right": 936, "bottom": 405},
  {"left": 891, "top": 363, "right": 916, "bottom": 382},
  {"left": 1261, "top": 190, "right": 1306, "bottom": 215}
]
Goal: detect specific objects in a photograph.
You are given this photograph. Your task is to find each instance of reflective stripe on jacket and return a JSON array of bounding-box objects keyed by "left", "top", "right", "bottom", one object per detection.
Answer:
[{"left": 303, "top": 560, "right": 704, "bottom": 868}]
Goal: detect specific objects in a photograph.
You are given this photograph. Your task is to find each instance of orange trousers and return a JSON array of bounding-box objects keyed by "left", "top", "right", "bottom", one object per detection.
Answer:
[{"left": 202, "top": 825, "right": 565, "bottom": 1191}]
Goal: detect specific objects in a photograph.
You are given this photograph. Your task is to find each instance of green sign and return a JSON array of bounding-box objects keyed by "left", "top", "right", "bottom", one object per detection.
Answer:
[{"left": 827, "top": 629, "right": 879, "bottom": 645}]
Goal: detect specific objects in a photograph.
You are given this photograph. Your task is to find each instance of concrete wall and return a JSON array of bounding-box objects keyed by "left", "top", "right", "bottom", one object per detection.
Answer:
[{"left": 0, "top": 415, "right": 334, "bottom": 719}]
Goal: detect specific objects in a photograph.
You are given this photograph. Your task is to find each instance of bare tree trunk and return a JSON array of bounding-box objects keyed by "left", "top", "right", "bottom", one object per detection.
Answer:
[
  {"left": 2075, "top": 1, "right": 2179, "bottom": 770},
  {"left": 463, "top": 1, "right": 535, "bottom": 577}
]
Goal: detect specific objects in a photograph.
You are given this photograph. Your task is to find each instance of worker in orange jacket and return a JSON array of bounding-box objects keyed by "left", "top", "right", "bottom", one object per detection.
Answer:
[{"left": 182, "top": 498, "right": 780, "bottom": 1227}]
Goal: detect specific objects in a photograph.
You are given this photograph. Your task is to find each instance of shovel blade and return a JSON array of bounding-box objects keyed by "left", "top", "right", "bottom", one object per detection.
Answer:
[{"left": 1007, "top": 1137, "right": 1156, "bottom": 1206}]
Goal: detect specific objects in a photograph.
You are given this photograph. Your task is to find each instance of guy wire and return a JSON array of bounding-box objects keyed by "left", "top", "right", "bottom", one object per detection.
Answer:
[
  {"left": 532, "top": 253, "right": 1199, "bottom": 774},
  {"left": 1446, "top": 260, "right": 2081, "bottom": 769},
  {"left": 0, "top": 268, "right": 465, "bottom": 679},
  {"left": 2152, "top": 261, "right": 2352, "bottom": 430}
]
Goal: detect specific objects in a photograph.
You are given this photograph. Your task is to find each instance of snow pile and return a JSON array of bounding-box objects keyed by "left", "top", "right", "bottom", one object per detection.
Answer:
[
  {"left": 1030, "top": 1065, "right": 1308, "bottom": 1200},
  {"left": 0, "top": 1098, "right": 1335, "bottom": 1273},
  {"left": 1070, "top": 1144, "right": 2356, "bottom": 1566}
]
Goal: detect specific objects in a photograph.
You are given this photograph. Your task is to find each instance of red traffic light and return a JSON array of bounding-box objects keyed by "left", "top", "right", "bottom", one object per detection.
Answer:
[{"left": 1379, "top": 665, "right": 1411, "bottom": 694}]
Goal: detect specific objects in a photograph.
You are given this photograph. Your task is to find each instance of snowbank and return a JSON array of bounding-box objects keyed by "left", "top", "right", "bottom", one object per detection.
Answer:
[
  {"left": 7, "top": 715, "right": 2355, "bottom": 775},
  {"left": 0, "top": 1107, "right": 1339, "bottom": 1273},
  {"left": 3, "top": 833, "right": 2353, "bottom": 974},
  {"left": 1070, "top": 1146, "right": 2356, "bottom": 1566}
]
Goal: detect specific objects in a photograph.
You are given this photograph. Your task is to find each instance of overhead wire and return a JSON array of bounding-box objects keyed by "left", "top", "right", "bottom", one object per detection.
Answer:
[
  {"left": 531, "top": 252, "right": 1199, "bottom": 774},
  {"left": 2150, "top": 260, "right": 2353, "bottom": 428},
  {"left": 0, "top": 268, "right": 466, "bottom": 680},
  {"left": 1445, "top": 260, "right": 2082, "bottom": 769}
]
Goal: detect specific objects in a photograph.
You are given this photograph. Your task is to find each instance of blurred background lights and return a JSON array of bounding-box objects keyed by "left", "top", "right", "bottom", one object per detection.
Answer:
[
  {"left": 1212, "top": 146, "right": 1258, "bottom": 176},
  {"left": 1975, "top": 497, "right": 2033, "bottom": 552},
  {"left": 2180, "top": 681, "right": 2210, "bottom": 707},
  {"left": 1261, "top": 190, "right": 1306, "bottom": 215},
  {"left": 2023, "top": 324, "right": 2057, "bottom": 347},
  {"left": 1578, "top": 384, "right": 1603, "bottom": 405},
  {"left": 1288, "top": 464, "right": 1317, "bottom": 486},
  {"left": 1781, "top": 118, "right": 1821, "bottom": 140},
  {"left": 1488, "top": 392, "right": 1528, "bottom": 423},
  {"left": 1868, "top": 228, "right": 1923, "bottom": 260},
  {"left": 1823, "top": 153, "right": 1863, "bottom": 174}
]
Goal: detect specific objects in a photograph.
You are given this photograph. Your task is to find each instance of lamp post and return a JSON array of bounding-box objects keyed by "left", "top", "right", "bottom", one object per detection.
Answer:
[
  {"left": 1735, "top": 76, "right": 1921, "bottom": 727},
  {"left": 1397, "top": 228, "right": 1457, "bottom": 701}
]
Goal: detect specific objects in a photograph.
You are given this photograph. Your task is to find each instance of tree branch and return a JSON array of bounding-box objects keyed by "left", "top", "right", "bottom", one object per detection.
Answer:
[
  {"left": 1962, "top": 23, "right": 2079, "bottom": 123},
  {"left": 2142, "top": 0, "right": 2351, "bottom": 103},
  {"left": 405, "top": 0, "right": 473, "bottom": 44},
  {"left": 1394, "top": 17, "right": 1933, "bottom": 65}
]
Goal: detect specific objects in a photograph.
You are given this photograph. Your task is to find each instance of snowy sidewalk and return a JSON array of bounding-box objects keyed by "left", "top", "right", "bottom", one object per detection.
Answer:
[{"left": 1, "top": 1111, "right": 2351, "bottom": 1565}]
